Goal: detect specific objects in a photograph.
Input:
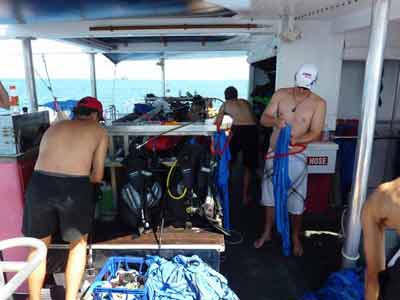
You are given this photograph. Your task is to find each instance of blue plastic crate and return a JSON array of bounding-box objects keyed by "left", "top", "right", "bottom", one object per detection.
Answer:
[{"left": 90, "top": 256, "right": 146, "bottom": 300}]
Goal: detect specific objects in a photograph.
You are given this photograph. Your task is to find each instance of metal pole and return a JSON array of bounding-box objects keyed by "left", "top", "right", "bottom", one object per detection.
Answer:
[
  {"left": 342, "top": 0, "right": 391, "bottom": 267},
  {"left": 159, "top": 57, "right": 166, "bottom": 97},
  {"left": 248, "top": 65, "right": 255, "bottom": 102},
  {"left": 22, "top": 38, "right": 38, "bottom": 112},
  {"left": 89, "top": 53, "right": 97, "bottom": 98}
]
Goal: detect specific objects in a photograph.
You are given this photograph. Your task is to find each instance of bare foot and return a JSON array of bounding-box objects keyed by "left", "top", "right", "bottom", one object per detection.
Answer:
[
  {"left": 293, "top": 237, "right": 304, "bottom": 256},
  {"left": 254, "top": 233, "right": 271, "bottom": 249}
]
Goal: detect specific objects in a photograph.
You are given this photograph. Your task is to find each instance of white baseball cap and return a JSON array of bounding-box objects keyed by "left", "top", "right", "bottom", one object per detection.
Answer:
[{"left": 295, "top": 64, "right": 318, "bottom": 89}]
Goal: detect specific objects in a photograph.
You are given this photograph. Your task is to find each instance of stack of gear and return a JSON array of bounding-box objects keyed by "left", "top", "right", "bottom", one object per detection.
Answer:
[
  {"left": 89, "top": 256, "right": 146, "bottom": 300},
  {"left": 145, "top": 255, "right": 239, "bottom": 300},
  {"left": 121, "top": 147, "right": 163, "bottom": 234},
  {"left": 93, "top": 269, "right": 145, "bottom": 296},
  {"left": 165, "top": 142, "right": 224, "bottom": 232}
]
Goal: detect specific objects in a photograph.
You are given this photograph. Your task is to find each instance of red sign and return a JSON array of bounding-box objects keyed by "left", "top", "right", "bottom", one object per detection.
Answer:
[{"left": 308, "top": 156, "right": 328, "bottom": 166}]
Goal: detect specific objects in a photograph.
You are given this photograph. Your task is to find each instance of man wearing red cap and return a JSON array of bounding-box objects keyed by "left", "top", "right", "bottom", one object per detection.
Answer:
[{"left": 22, "top": 96, "right": 108, "bottom": 300}]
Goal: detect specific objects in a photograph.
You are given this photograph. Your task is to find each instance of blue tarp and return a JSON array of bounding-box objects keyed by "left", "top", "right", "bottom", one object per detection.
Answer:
[
  {"left": 40, "top": 99, "right": 78, "bottom": 119},
  {"left": 40, "top": 99, "right": 78, "bottom": 111},
  {"left": 273, "top": 125, "right": 292, "bottom": 256},
  {"left": 300, "top": 268, "right": 364, "bottom": 300},
  {"left": 145, "top": 255, "right": 239, "bottom": 300},
  {"left": 213, "top": 131, "right": 231, "bottom": 231}
]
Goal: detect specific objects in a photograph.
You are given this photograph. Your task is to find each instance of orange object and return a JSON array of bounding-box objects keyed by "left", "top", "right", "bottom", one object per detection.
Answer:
[
  {"left": 162, "top": 121, "right": 179, "bottom": 125},
  {"left": 9, "top": 85, "right": 19, "bottom": 106}
]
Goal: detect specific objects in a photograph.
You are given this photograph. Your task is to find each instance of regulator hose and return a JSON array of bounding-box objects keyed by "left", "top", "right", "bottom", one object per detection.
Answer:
[{"left": 166, "top": 160, "right": 188, "bottom": 200}]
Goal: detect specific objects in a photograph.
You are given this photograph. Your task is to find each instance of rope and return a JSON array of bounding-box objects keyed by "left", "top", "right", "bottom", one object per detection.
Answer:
[
  {"left": 112, "top": 65, "right": 117, "bottom": 106},
  {"left": 136, "top": 122, "right": 195, "bottom": 150},
  {"left": 264, "top": 143, "right": 306, "bottom": 160},
  {"left": 36, "top": 54, "right": 60, "bottom": 111},
  {"left": 210, "top": 130, "right": 232, "bottom": 156}
]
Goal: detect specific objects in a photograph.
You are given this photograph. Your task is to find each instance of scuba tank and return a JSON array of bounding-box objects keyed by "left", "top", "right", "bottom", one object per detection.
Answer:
[{"left": 166, "top": 141, "right": 224, "bottom": 231}]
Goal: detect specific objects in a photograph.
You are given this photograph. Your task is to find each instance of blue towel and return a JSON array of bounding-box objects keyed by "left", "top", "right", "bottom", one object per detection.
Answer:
[
  {"left": 300, "top": 268, "right": 364, "bottom": 300},
  {"left": 213, "top": 131, "right": 231, "bottom": 230},
  {"left": 273, "top": 125, "right": 292, "bottom": 256},
  {"left": 145, "top": 255, "right": 239, "bottom": 300}
]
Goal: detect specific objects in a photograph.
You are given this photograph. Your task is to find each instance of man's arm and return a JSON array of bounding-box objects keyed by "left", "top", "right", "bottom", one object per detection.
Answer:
[
  {"left": 215, "top": 103, "right": 225, "bottom": 128},
  {"left": 292, "top": 100, "right": 326, "bottom": 145},
  {"left": 90, "top": 129, "right": 109, "bottom": 183},
  {"left": 245, "top": 100, "right": 258, "bottom": 124},
  {"left": 362, "top": 193, "right": 386, "bottom": 300},
  {"left": 260, "top": 90, "right": 285, "bottom": 128}
]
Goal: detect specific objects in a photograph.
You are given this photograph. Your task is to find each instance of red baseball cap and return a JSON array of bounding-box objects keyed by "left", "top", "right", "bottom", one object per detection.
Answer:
[{"left": 77, "top": 96, "right": 104, "bottom": 120}]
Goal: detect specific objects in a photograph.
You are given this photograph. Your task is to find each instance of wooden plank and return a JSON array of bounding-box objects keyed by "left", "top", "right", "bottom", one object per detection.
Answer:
[{"left": 92, "top": 227, "right": 225, "bottom": 251}]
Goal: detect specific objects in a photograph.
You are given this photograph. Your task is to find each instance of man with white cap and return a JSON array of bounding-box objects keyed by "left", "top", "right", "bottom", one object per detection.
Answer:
[{"left": 254, "top": 64, "right": 326, "bottom": 256}]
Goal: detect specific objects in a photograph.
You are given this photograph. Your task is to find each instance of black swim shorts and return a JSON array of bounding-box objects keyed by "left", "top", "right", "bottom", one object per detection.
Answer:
[
  {"left": 22, "top": 171, "right": 94, "bottom": 242},
  {"left": 230, "top": 125, "right": 259, "bottom": 169}
]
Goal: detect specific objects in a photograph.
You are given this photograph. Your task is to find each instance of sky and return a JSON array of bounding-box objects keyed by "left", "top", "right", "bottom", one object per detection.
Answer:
[{"left": 0, "top": 39, "right": 249, "bottom": 81}]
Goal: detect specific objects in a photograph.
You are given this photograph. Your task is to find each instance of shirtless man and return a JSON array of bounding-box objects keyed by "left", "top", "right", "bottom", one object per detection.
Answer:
[
  {"left": 215, "top": 86, "right": 258, "bottom": 205},
  {"left": 22, "top": 97, "right": 108, "bottom": 300},
  {"left": 254, "top": 64, "right": 326, "bottom": 256},
  {"left": 362, "top": 178, "right": 400, "bottom": 300}
]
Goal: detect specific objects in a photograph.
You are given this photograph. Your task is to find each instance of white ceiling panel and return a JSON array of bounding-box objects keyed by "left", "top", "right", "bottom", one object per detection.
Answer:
[{"left": 209, "top": 0, "right": 371, "bottom": 19}]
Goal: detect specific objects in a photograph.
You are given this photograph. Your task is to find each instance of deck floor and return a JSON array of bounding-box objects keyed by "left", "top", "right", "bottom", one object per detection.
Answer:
[{"left": 221, "top": 164, "right": 343, "bottom": 300}]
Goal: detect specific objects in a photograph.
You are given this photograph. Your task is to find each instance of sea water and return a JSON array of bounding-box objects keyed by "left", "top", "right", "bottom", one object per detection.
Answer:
[{"left": 0, "top": 78, "right": 248, "bottom": 114}]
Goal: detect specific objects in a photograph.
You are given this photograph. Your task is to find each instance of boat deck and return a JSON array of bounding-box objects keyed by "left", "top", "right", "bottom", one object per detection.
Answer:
[
  {"left": 220, "top": 163, "right": 343, "bottom": 300},
  {"left": 44, "top": 162, "right": 342, "bottom": 300}
]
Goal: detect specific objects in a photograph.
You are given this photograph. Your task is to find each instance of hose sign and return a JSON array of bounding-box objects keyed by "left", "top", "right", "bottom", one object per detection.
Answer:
[{"left": 307, "top": 156, "right": 328, "bottom": 166}]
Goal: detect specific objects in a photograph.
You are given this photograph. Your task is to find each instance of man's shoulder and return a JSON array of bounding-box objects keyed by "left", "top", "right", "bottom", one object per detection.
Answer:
[
  {"left": 68, "top": 120, "right": 107, "bottom": 135},
  {"left": 310, "top": 92, "right": 326, "bottom": 107},
  {"left": 273, "top": 88, "right": 292, "bottom": 97}
]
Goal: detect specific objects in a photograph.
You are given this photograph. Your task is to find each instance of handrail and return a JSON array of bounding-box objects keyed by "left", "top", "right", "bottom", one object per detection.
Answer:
[{"left": 0, "top": 238, "right": 47, "bottom": 300}]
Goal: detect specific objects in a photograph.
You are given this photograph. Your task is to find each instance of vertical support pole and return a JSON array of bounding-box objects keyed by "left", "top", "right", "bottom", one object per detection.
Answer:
[
  {"left": 159, "top": 57, "right": 166, "bottom": 97},
  {"left": 89, "top": 53, "right": 97, "bottom": 98},
  {"left": 248, "top": 64, "right": 255, "bottom": 102},
  {"left": 342, "top": 0, "right": 391, "bottom": 267},
  {"left": 22, "top": 38, "right": 38, "bottom": 112}
]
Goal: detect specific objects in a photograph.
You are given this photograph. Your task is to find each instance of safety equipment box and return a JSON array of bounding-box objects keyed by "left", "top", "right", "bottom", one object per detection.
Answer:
[{"left": 305, "top": 142, "right": 339, "bottom": 174}]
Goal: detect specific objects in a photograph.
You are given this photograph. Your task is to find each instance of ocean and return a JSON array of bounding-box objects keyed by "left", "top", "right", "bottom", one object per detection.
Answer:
[{"left": 0, "top": 79, "right": 248, "bottom": 113}]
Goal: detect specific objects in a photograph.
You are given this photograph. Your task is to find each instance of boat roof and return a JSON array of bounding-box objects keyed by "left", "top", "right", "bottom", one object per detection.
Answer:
[{"left": 0, "top": 1, "right": 399, "bottom": 62}]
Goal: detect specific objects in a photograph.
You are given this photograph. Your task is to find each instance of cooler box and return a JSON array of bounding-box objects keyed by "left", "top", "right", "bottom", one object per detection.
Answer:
[
  {"left": 305, "top": 142, "right": 338, "bottom": 213},
  {"left": 305, "top": 142, "right": 338, "bottom": 174}
]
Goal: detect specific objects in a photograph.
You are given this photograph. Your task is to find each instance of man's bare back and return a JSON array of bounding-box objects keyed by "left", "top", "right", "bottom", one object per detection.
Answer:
[
  {"left": 362, "top": 178, "right": 400, "bottom": 300},
  {"left": 35, "top": 119, "right": 108, "bottom": 181},
  {"left": 261, "top": 87, "right": 326, "bottom": 149},
  {"left": 219, "top": 99, "right": 256, "bottom": 126}
]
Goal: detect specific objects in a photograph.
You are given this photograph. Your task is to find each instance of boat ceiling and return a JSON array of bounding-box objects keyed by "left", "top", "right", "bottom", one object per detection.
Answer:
[
  {"left": 97, "top": 36, "right": 233, "bottom": 45},
  {"left": 0, "top": 0, "right": 371, "bottom": 24},
  {"left": 4, "top": 0, "right": 397, "bottom": 63},
  {"left": 102, "top": 51, "right": 247, "bottom": 64},
  {"left": 0, "top": 0, "right": 234, "bottom": 24}
]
